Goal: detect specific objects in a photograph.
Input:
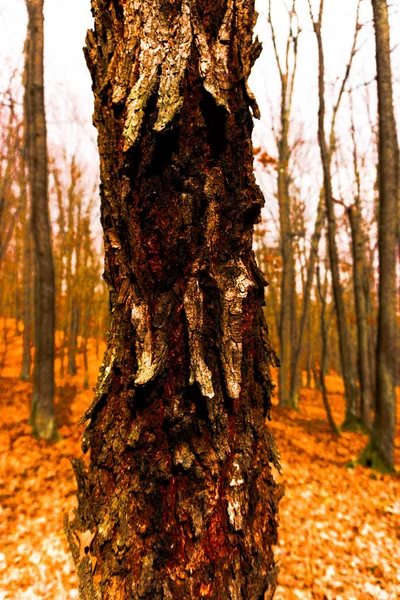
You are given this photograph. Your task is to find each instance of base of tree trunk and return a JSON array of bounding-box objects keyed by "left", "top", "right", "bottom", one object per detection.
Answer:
[
  {"left": 356, "top": 439, "right": 396, "bottom": 474},
  {"left": 30, "top": 401, "right": 59, "bottom": 441},
  {"left": 341, "top": 413, "right": 362, "bottom": 433},
  {"left": 279, "top": 399, "right": 299, "bottom": 411}
]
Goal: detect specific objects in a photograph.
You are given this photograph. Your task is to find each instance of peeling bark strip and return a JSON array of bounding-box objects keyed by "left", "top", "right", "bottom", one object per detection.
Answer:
[
  {"left": 184, "top": 275, "right": 214, "bottom": 398},
  {"left": 216, "top": 260, "right": 255, "bottom": 399},
  {"left": 68, "top": 1, "right": 280, "bottom": 598}
]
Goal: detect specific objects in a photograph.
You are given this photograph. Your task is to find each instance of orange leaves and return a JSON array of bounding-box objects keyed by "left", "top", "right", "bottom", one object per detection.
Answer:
[
  {"left": 270, "top": 375, "right": 400, "bottom": 600},
  {"left": 0, "top": 322, "right": 399, "bottom": 599},
  {"left": 0, "top": 319, "right": 102, "bottom": 599}
]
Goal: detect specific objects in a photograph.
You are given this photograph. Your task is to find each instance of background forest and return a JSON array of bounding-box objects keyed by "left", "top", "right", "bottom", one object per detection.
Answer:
[{"left": 0, "top": 0, "right": 399, "bottom": 598}]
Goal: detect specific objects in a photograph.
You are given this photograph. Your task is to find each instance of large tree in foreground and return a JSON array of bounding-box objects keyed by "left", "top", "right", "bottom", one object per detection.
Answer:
[
  {"left": 66, "top": 1, "right": 280, "bottom": 598},
  {"left": 359, "top": 0, "right": 398, "bottom": 472},
  {"left": 24, "top": 0, "right": 57, "bottom": 439}
]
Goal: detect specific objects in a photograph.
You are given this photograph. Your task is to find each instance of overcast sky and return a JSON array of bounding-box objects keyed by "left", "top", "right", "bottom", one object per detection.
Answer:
[{"left": 0, "top": 0, "right": 399, "bottom": 240}]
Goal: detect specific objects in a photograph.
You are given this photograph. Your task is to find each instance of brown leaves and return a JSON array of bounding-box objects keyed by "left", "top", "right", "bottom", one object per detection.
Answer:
[
  {"left": 0, "top": 319, "right": 104, "bottom": 599},
  {"left": 0, "top": 321, "right": 399, "bottom": 599},
  {"left": 270, "top": 380, "right": 400, "bottom": 600}
]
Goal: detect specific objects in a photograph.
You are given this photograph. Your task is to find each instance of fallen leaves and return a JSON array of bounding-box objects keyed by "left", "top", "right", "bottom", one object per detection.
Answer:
[
  {"left": 270, "top": 384, "right": 400, "bottom": 600},
  {"left": 0, "top": 323, "right": 399, "bottom": 599}
]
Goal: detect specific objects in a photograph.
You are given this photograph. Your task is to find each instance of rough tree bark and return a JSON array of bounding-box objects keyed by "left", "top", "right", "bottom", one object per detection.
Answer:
[
  {"left": 24, "top": 0, "right": 57, "bottom": 439},
  {"left": 66, "top": 1, "right": 280, "bottom": 599},
  {"left": 359, "top": 0, "right": 398, "bottom": 472}
]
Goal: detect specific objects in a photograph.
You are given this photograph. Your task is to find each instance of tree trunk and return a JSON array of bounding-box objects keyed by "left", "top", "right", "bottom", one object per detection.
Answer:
[
  {"left": 312, "top": 13, "right": 359, "bottom": 429},
  {"left": 66, "top": 1, "right": 280, "bottom": 598},
  {"left": 316, "top": 265, "right": 340, "bottom": 436},
  {"left": 83, "top": 332, "right": 89, "bottom": 391},
  {"left": 359, "top": 0, "right": 398, "bottom": 472},
  {"left": 348, "top": 205, "right": 373, "bottom": 430},
  {"left": 277, "top": 152, "right": 296, "bottom": 408},
  {"left": 306, "top": 320, "right": 312, "bottom": 389},
  {"left": 290, "top": 192, "right": 324, "bottom": 406},
  {"left": 68, "top": 297, "right": 79, "bottom": 376},
  {"left": 24, "top": 0, "right": 57, "bottom": 440},
  {"left": 277, "top": 76, "right": 296, "bottom": 410},
  {"left": 20, "top": 211, "right": 32, "bottom": 382}
]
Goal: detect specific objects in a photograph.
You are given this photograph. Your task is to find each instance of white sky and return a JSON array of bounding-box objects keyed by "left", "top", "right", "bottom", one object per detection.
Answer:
[
  {"left": 0, "top": 0, "right": 95, "bottom": 163},
  {"left": 0, "top": 0, "right": 399, "bottom": 246}
]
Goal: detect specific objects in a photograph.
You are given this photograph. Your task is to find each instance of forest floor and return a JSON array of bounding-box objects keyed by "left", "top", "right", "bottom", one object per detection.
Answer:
[{"left": 0, "top": 320, "right": 399, "bottom": 600}]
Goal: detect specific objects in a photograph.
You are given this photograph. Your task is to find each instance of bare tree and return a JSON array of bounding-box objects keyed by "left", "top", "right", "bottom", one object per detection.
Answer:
[
  {"left": 308, "top": 0, "right": 362, "bottom": 430},
  {"left": 267, "top": 0, "right": 299, "bottom": 408},
  {"left": 19, "top": 175, "right": 33, "bottom": 382},
  {"left": 316, "top": 262, "right": 341, "bottom": 436},
  {"left": 24, "top": 0, "right": 57, "bottom": 439},
  {"left": 0, "top": 93, "right": 22, "bottom": 265},
  {"left": 359, "top": 0, "right": 398, "bottom": 472}
]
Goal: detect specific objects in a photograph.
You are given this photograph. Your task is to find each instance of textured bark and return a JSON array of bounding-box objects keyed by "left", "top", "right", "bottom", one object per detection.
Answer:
[
  {"left": 24, "top": 0, "right": 57, "bottom": 439},
  {"left": 311, "top": 3, "right": 359, "bottom": 428},
  {"left": 359, "top": 0, "right": 398, "bottom": 472},
  {"left": 66, "top": 1, "right": 280, "bottom": 599}
]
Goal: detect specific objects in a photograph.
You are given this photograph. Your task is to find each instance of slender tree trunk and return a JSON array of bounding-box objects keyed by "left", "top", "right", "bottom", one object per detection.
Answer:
[
  {"left": 312, "top": 358, "right": 323, "bottom": 390},
  {"left": 59, "top": 333, "right": 66, "bottom": 379},
  {"left": 316, "top": 265, "right": 341, "bottom": 436},
  {"left": 365, "top": 260, "right": 376, "bottom": 399},
  {"left": 277, "top": 82, "right": 296, "bottom": 409},
  {"left": 290, "top": 192, "right": 324, "bottom": 405},
  {"left": 277, "top": 109, "right": 296, "bottom": 408},
  {"left": 68, "top": 297, "right": 79, "bottom": 376},
  {"left": 20, "top": 213, "right": 32, "bottom": 382},
  {"left": 24, "top": 0, "right": 57, "bottom": 440},
  {"left": 312, "top": 11, "right": 359, "bottom": 429},
  {"left": 348, "top": 205, "right": 373, "bottom": 430},
  {"left": 359, "top": 0, "right": 398, "bottom": 472},
  {"left": 66, "top": 2, "right": 280, "bottom": 598},
  {"left": 267, "top": 0, "right": 298, "bottom": 409},
  {"left": 306, "top": 319, "right": 312, "bottom": 389},
  {"left": 83, "top": 325, "right": 89, "bottom": 391}
]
